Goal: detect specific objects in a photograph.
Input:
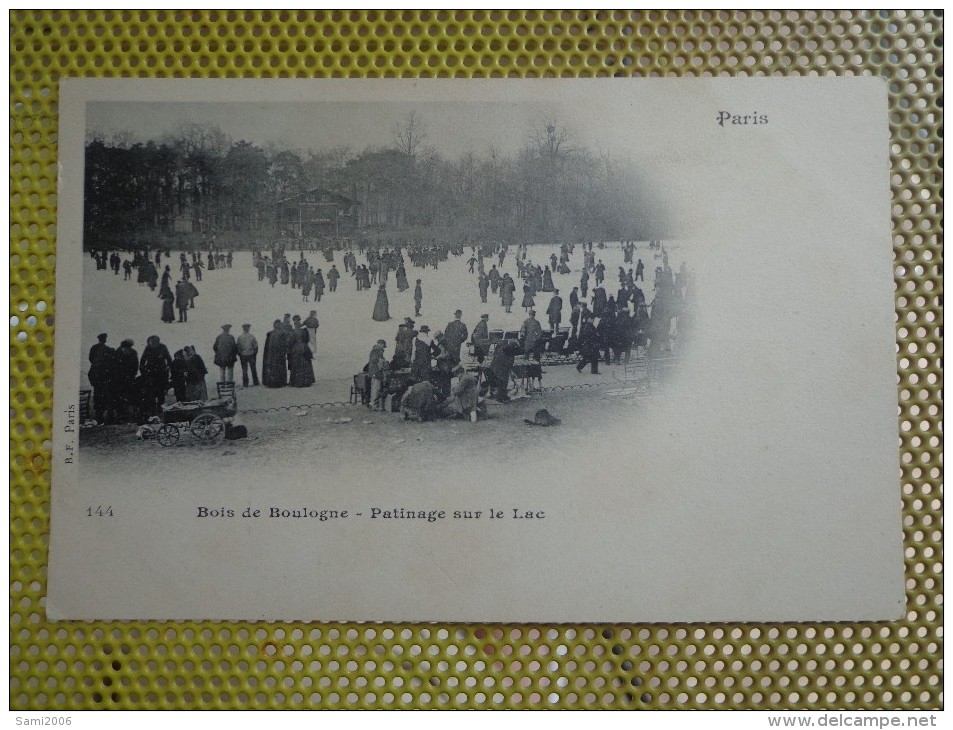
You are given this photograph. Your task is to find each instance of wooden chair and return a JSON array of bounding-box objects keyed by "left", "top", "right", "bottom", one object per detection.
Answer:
[
  {"left": 216, "top": 381, "right": 236, "bottom": 401},
  {"left": 79, "top": 389, "right": 92, "bottom": 422},
  {"left": 350, "top": 373, "right": 370, "bottom": 406}
]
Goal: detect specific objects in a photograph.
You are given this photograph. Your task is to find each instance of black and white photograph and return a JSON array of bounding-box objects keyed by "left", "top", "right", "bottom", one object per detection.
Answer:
[{"left": 50, "top": 79, "right": 903, "bottom": 621}]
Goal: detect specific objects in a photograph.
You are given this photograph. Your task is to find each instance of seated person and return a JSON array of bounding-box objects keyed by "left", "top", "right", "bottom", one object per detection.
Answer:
[
  {"left": 439, "top": 366, "right": 480, "bottom": 421},
  {"left": 400, "top": 380, "right": 438, "bottom": 422}
]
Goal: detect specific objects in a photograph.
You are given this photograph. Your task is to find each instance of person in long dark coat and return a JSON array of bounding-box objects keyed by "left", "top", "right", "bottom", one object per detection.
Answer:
[
  {"left": 88, "top": 333, "right": 115, "bottom": 422},
  {"left": 145, "top": 261, "right": 159, "bottom": 291},
  {"left": 575, "top": 318, "right": 600, "bottom": 374},
  {"left": 175, "top": 279, "right": 190, "bottom": 322},
  {"left": 486, "top": 340, "right": 521, "bottom": 402},
  {"left": 183, "top": 346, "right": 209, "bottom": 401},
  {"left": 372, "top": 283, "right": 391, "bottom": 322},
  {"left": 395, "top": 263, "right": 409, "bottom": 291},
  {"left": 314, "top": 269, "right": 326, "bottom": 301},
  {"left": 413, "top": 280, "right": 423, "bottom": 316},
  {"left": 542, "top": 266, "right": 554, "bottom": 292},
  {"left": 262, "top": 320, "right": 289, "bottom": 388},
  {"left": 114, "top": 339, "right": 139, "bottom": 419},
  {"left": 444, "top": 310, "right": 468, "bottom": 365},
  {"left": 501, "top": 276, "right": 515, "bottom": 313},
  {"left": 170, "top": 349, "right": 187, "bottom": 403},
  {"left": 393, "top": 319, "right": 415, "bottom": 369},
  {"left": 546, "top": 291, "right": 563, "bottom": 332},
  {"left": 160, "top": 286, "right": 175, "bottom": 323},
  {"left": 521, "top": 283, "right": 535, "bottom": 312},
  {"left": 288, "top": 333, "right": 315, "bottom": 387},
  {"left": 592, "top": 286, "right": 607, "bottom": 318},
  {"left": 488, "top": 265, "right": 500, "bottom": 294},
  {"left": 470, "top": 313, "right": 490, "bottom": 364},
  {"left": 478, "top": 274, "right": 489, "bottom": 303},
  {"left": 139, "top": 335, "right": 173, "bottom": 415},
  {"left": 410, "top": 326, "right": 432, "bottom": 383}
]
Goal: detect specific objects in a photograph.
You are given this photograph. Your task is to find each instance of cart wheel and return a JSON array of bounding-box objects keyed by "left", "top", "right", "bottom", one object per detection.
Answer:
[
  {"left": 190, "top": 413, "right": 225, "bottom": 445},
  {"left": 156, "top": 424, "right": 180, "bottom": 447}
]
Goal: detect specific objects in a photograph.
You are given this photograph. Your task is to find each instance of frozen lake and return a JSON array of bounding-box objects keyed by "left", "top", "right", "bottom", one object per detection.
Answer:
[{"left": 80, "top": 240, "right": 683, "bottom": 403}]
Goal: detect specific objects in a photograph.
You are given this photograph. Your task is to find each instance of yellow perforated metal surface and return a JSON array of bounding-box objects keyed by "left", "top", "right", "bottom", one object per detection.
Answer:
[{"left": 10, "top": 9, "right": 942, "bottom": 710}]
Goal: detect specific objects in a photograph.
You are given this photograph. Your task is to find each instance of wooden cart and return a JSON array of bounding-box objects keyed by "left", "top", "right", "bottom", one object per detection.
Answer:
[{"left": 154, "top": 396, "right": 237, "bottom": 447}]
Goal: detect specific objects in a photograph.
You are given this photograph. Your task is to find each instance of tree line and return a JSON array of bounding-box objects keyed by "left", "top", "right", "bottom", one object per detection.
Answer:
[{"left": 84, "top": 113, "right": 660, "bottom": 247}]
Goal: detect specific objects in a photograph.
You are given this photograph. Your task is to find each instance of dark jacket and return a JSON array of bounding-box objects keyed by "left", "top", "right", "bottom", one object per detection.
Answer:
[
  {"left": 489, "top": 340, "right": 522, "bottom": 381},
  {"left": 410, "top": 337, "right": 432, "bottom": 382},
  {"left": 213, "top": 333, "right": 238, "bottom": 366}
]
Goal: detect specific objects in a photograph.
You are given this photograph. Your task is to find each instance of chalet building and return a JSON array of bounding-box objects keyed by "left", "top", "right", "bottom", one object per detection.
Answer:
[{"left": 276, "top": 189, "right": 358, "bottom": 238}]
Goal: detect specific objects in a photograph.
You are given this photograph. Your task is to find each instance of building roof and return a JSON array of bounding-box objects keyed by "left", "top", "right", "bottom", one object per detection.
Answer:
[{"left": 277, "top": 188, "right": 356, "bottom": 207}]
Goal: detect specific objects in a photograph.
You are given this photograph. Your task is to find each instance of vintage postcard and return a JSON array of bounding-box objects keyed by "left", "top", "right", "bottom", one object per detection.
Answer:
[{"left": 49, "top": 78, "right": 903, "bottom": 621}]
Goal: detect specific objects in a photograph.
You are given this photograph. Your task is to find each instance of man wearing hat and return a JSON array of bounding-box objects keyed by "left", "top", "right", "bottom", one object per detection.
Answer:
[
  {"left": 470, "top": 313, "right": 491, "bottom": 364},
  {"left": 237, "top": 324, "right": 259, "bottom": 387},
  {"left": 410, "top": 325, "right": 433, "bottom": 383},
  {"left": 213, "top": 324, "right": 238, "bottom": 383},
  {"left": 444, "top": 310, "right": 468, "bottom": 366}
]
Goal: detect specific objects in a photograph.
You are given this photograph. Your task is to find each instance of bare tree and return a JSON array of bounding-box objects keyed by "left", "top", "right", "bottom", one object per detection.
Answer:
[
  {"left": 393, "top": 111, "right": 427, "bottom": 158},
  {"left": 532, "top": 117, "right": 573, "bottom": 163}
]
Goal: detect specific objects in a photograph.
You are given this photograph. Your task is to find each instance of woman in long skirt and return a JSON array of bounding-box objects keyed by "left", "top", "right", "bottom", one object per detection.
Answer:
[
  {"left": 521, "top": 284, "right": 535, "bottom": 312},
  {"left": 372, "top": 283, "right": 390, "bottom": 322},
  {"left": 183, "top": 346, "right": 209, "bottom": 401},
  {"left": 288, "top": 335, "right": 315, "bottom": 387},
  {"left": 395, "top": 264, "right": 409, "bottom": 291},
  {"left": 262, "top": 321, "right": 288, "bottom": 388},
  {"left": 160, "top": 286, "right": 175, "bottom": 323}
]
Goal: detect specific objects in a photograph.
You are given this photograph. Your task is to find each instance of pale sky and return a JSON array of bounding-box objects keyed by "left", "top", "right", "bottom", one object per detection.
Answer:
[{"left": 87, "top": 100, "right": 640, "bottom": 161}]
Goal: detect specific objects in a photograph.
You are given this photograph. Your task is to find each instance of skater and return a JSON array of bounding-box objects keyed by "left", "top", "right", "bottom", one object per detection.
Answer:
[
  {"left": 159, "top": 285, "right": 175, "bottom": 324},
  {"left": 175, "top": 279, "right": 190, "bottom": 322},
  {"left": 414, "top": 280, "right": 423, "bottom": 317},
  {"left": 372, "top": 282, "right": 391, "bottom": 322},
  {"left": 521, "top": 282, "right": 535, "bottom": 313},
  {"left": 478, "top": 273, "right": 489, "bottom": 303}
]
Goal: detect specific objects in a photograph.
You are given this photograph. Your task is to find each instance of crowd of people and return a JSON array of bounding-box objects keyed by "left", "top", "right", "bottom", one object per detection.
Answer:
[{"left": 83, "top": 234, "right": 690, "bottom": 426}]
